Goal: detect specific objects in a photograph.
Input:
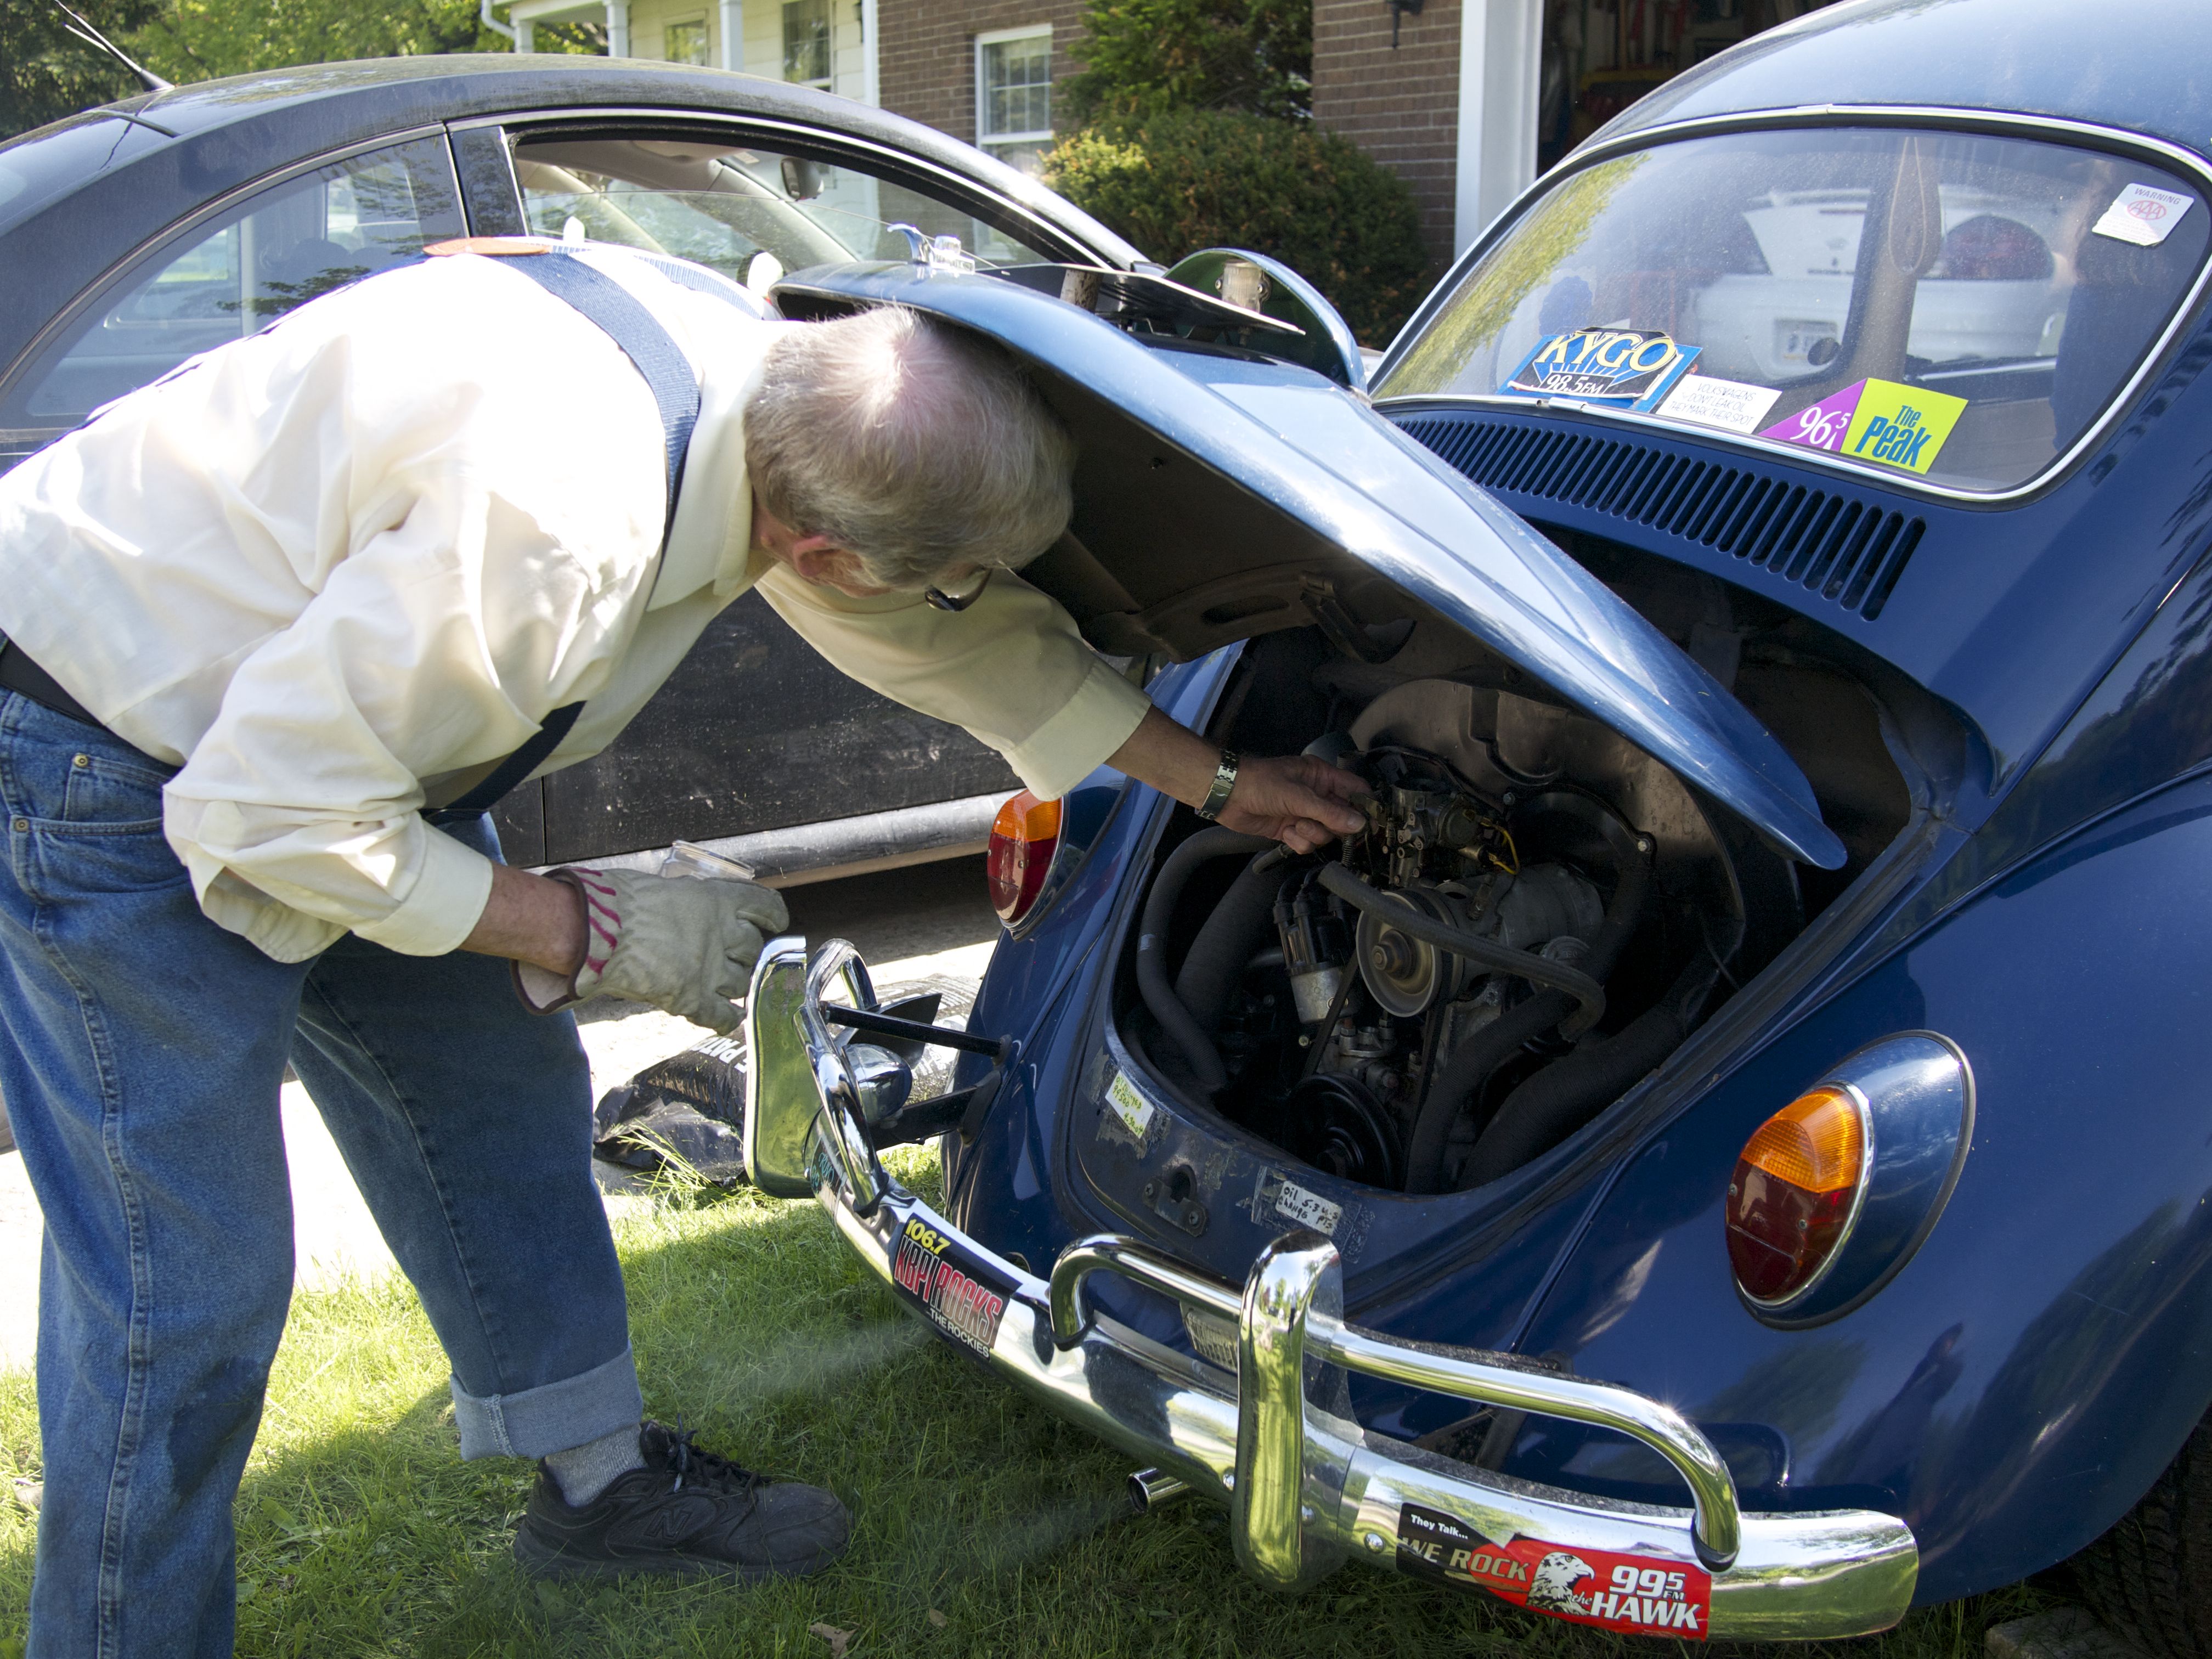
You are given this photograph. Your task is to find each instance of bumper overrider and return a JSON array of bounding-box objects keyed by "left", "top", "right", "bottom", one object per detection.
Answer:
[{"left": 742, "top": 938, "right": 1918, "bottom": 1639}]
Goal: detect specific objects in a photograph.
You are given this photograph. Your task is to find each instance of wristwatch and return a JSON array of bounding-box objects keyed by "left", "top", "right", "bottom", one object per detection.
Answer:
[{"left": 1196, "top": 749, "right": 1240, "bottom": 821}]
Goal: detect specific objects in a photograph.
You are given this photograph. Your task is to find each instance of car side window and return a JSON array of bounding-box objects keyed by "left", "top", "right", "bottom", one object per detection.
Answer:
[
  {"left": 2, "top": 136, "right": 463, "bottom": 431},
  {"left": 511, "top": 134, "right": 1054, "bottom": 294}
]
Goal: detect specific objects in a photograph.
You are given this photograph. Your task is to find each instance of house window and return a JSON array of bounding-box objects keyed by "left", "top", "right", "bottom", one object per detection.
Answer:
[
  {"left": 665, "top": 19, "right": 709, "bottom": 64},
  {"left": 976, "top": 26, "right": 1051, "bottom": 176},
  {"left": 782, "top": 0, "right": 831, "bottom": 88}
]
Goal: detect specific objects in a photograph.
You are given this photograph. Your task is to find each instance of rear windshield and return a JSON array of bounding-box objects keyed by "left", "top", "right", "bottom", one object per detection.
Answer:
[{"left": 1375, "top": 127, "right": 2209, "bottom": 493}]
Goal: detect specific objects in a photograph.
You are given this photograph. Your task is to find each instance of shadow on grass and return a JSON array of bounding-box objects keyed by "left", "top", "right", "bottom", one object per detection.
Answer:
[{"left": 0, "top": 1167, "right": 2062, "bottom": 1658}]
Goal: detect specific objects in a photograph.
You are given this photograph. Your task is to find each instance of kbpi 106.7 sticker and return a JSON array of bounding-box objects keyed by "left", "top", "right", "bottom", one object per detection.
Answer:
[
  {"left": 891, "top": 1214, "right": 1013, "bottom": 1358},
  {"left": 1500, "top": 328, "right": 1701, "bottom": 409},
  {"left": 1397, "top": 1504, "right": 1712, "bottom": 1638}
]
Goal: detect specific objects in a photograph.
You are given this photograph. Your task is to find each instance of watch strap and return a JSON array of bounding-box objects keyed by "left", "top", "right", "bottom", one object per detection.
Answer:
[{"left": 1197, "top": 749, "right": 1240, "bottom": 821}]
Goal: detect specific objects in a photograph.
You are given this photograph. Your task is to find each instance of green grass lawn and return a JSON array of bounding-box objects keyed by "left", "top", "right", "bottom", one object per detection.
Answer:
[{"left": 0, "top": 1149, "right": 2052, "bottom": 1657}]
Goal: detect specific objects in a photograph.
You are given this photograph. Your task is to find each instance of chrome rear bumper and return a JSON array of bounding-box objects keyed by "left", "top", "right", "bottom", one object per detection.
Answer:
[{"left": 744, "top": 937, "right": 1918, "bottom": 1639}]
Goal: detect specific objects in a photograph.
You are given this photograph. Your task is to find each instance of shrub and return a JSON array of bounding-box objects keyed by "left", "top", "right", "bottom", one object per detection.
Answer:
[
  {"left": 1061, "top": 0, "right": 1313, "bottom": 126},
  {"left": 1045, "top": 109, "right": 1434, "bottom": 347}
]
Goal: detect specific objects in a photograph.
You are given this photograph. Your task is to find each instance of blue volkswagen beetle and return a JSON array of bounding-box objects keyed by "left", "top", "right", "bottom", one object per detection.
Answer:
[{"left": 743, "top": 0, "right": 2212, "bottom": 1646}]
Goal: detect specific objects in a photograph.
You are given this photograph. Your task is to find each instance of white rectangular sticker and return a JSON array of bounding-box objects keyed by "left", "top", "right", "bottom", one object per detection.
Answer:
[
  {"left": 2094, "top": 183, "right": 2195, "bottom": 247},
  {"left": 1657, "top": 373, "right": 1783, "bottom": 434},
  {"left": 1274, "top": 1178, "right": 1344, "bottom": 1237},
  {"left": 1105, "top": 1071, "right": 1154, "bottom": 1139}
]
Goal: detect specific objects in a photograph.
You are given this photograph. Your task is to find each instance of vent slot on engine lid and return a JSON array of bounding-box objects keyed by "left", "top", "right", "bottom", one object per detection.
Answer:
[{"left": 1393, "top": 414, "right": 1925, "bottom": 623}]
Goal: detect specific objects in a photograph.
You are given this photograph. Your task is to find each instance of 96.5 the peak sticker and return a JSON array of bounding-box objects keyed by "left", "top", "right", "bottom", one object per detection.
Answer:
[
  {"left": 891, "top": 1214, "right": 1013, "bottom": 1359},
  {"left": 1396, "top": 1504, "right": 1712, "bottom": 1638},
  {"left": 1757, "top": 377, "right": 1967, "bottom": 475},
  {"left": 1500, "top": 328, "right": 1700, "bottom": 410}
]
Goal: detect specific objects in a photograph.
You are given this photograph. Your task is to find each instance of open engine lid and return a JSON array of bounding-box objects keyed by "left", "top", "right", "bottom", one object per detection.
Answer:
[{"left": 774, "top": 261, "right": 1848, "bottom": 870}]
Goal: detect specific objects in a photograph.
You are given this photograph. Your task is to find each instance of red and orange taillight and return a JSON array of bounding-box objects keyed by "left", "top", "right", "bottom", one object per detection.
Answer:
[
  {"left": 1725, "top": 1084, "right": 1869, "bottom": 1306},
  {"left": 987, "top": 790, "right": 1063, "bottom": 927}
]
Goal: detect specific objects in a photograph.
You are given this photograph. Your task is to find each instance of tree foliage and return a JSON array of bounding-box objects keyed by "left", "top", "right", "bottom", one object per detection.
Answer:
[
  {"left": 121, "top": 1, "right": 512, "bottom": 85},
  {"left": 2, "top": 0, "right": 165, "bottom": 140},
  {"left": 1045, "top": 109, "right": 1431, "bottom": 345},
  {"left": 1061, "top": 0, "right": 1312, "bottom": 126}
]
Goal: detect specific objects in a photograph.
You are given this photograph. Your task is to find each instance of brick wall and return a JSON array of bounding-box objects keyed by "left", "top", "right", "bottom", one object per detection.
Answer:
[
  {"left": 1312, "top": 0, "right": 1463, "bottom": 268},
  {"left": 878, "top": 0, "right": 1086, "bottom": 149}
]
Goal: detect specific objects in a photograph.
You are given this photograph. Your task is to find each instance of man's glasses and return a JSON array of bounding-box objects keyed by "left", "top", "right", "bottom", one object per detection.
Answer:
[{"left": 924, "top": 569, "right": 994, "bottom": 613}]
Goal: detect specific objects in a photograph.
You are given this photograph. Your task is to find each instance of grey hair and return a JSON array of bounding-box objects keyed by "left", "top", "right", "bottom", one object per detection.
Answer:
[{"left": 744, "top": 306, "right": 1076, "bottom": 590}]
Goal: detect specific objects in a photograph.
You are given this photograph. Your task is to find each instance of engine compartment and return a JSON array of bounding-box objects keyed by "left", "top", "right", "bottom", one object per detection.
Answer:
[{"left": 1118, "top": 538, "right": 1925, "bottom": 1197}]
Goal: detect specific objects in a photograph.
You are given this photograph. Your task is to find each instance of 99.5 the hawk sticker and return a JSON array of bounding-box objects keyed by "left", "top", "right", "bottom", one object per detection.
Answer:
[
  {"left": 891, "top": 1214, "right": 1013, "bottom": 1358},
  {"left": 1396, "top": 1504, "right": 1712, "bottom": 1638},
  {"left": 1499, "top": 328, "right": 1701, "bottom": 410}
]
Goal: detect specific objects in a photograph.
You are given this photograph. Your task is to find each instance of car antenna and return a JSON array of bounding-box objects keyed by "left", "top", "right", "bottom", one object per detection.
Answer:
[{"left": 51, "top": 1, "right": 171, "bottom": 92}]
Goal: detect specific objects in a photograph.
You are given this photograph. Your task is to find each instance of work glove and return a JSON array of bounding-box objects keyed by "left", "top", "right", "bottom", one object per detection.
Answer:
[{"left": 514, "top": 866, "right": 789, "bottom": 1034}]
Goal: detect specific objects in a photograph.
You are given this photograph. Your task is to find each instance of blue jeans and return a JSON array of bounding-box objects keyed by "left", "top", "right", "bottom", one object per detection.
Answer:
[{"left": 0, "top": 692, "right": 643, "bottom": 1658}]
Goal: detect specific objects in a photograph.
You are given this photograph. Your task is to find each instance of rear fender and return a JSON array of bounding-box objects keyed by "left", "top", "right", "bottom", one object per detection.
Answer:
[{"left": 1509, "top": 769, "right": 2212, "bottom": 1603}]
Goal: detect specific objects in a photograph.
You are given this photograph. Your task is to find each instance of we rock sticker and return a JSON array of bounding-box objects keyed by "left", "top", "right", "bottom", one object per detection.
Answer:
[
  {"left": 1396, "top": 1504, "right": 1712, "bottom": 1638},
  {"left": 1501, "top": 328, "right": 1700, "bottom": 410},
  {"left": 890, "top": 1214, "right": 1013, "bottom": 1359},
  {"left": 1757, "top": 377, "right": 1967, "bottom": 475}
]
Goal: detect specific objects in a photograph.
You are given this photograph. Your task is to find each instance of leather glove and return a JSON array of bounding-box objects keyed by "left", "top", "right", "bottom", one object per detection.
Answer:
[{"left": 514, "top": 866, "right": 789, "bottom": 1034}]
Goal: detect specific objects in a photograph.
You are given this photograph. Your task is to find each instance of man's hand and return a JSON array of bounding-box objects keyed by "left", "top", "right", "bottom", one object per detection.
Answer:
[
  {"left": 1214, "top": 754, "right": 1369, "bottom": 854},
  {"left": 558, "top": 867, "right": 790, "bottom": 1033},
  {"left": 466, "top": 862, "right": 788, "bottom": 1032},
  {"left": 1108, "top": 706, "right": 1365, "bottom": 854}
]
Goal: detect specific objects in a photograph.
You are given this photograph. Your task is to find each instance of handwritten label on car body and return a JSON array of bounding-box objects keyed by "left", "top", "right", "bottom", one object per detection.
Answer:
[
  {"left": 1105, "top": 1070, "right": 1155, "bottom": 1139},
  {"left": 1272, "top": 1177, "right": 1344, "bottom": 1236}
]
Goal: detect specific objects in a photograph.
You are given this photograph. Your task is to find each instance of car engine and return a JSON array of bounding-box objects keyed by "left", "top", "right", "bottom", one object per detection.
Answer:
[{"left": 1121, "top": 613, "right": 1909, "bottom": 1195}]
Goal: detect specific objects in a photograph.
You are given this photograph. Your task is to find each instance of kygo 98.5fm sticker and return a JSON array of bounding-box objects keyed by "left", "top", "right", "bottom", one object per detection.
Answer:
[
  {"left": 1499, "top": 328, "right": 1701, "bottom": 410},
  {"left": 891, "top": 1214, "right": 1014, "bottom": 1358},
  {"left": 1396, "top": 1504, "right": 1712, "bottom": 1638}
]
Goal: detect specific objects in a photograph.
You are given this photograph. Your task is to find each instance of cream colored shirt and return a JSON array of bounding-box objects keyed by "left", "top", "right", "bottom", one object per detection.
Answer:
[{"left": 0, "top": 248, "right": 1150, "bottom": 962}]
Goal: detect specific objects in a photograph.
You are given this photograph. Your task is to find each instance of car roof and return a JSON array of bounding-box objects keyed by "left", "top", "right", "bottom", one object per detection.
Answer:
[
  {"left": 0, "top": 55, "right": 1139, "bottom": 385},
  {"left": 1599, "top": 0, "right": 2212, "bottom": 163}
]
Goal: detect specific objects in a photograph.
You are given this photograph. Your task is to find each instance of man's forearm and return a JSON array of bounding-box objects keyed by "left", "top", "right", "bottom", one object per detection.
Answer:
[
  {"left": 1105, "top": 704, "right": 1226, "bottom": 806},
  {"left": 460, "top": 862, "right": 587, "bottom": 974},
  {"left": 1107, "top": 704, "right": 1369, "bottom": 855}
]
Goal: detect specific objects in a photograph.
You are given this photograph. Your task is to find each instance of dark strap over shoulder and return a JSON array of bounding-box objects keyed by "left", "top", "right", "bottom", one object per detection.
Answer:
[
  {"left": 435, "top": 244, "right": 708, "bottom": 817},
  {"left": 495, "top": 250, "right": 702, "bottom": 545}
]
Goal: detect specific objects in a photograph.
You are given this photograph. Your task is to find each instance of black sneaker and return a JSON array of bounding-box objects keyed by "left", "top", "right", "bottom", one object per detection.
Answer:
[{"left": 514, "top": 1422, "right": 850, "bottom": 1582}]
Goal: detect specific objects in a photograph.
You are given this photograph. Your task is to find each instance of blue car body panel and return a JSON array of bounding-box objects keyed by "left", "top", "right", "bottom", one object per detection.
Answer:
[{"left": 928, "top": 0, "right": 2212, "bottom": 1612}]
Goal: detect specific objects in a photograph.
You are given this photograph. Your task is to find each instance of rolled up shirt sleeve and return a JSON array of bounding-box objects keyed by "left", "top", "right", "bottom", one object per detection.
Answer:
[{"left": 752, "top": 563, "right": 1153, "bottom": 801}]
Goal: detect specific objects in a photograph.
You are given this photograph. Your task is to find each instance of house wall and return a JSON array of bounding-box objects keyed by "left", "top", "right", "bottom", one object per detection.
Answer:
[
  {"left": 1311, "top": 0, "right": 1464, "bottom": 268},
  {"left": 877, "top": 0, "right": 1081, "bottom": 150},
  {"left": 620, "top": 0, "right": 868, "bottom": 101}
]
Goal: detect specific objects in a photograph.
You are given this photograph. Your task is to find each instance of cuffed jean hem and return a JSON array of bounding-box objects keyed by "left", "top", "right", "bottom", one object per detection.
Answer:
[{"left": 452, "top": 1345, "right": 645, "bottom": 1460}]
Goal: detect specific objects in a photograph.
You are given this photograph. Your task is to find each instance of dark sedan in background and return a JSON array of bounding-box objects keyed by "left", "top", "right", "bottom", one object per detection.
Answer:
[{"left": 0, "top": 55, "right": 1146, "bottom": 882}]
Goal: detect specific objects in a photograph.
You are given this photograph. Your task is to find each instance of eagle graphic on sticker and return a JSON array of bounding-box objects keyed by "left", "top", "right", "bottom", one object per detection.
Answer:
[{"left": 1499, "top": 328, "right": 1701, "bottom": 409}]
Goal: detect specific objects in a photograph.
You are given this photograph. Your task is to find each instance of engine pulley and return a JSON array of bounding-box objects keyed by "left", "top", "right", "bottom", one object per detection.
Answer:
[{"left": 1355, "top": 883, "right": 1477, "bottom": 1017}]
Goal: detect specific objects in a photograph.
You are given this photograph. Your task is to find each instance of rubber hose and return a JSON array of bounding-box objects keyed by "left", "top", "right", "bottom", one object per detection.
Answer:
[
  {"left": 1175, "top": 851, "right": 1291, "bottom": 1032},
  {"left": 1456, "top": 957, "right": 1717, "bottom": 1188},
  {"left": 1402, "top": 850, "right": 1651, "bottom": 1194},
  {"left": 1137, "top": 828, "right": 1276, "bottom": 1092},
  {"left": 1318, "top": 864, "right": 1607, "bottom": 1036}
]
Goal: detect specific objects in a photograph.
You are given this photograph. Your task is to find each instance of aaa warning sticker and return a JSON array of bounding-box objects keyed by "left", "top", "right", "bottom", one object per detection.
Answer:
[
  {"left": 1500, "top": 328, "right": 1700, "bottom": 410},
  {"left": 1757, "top": 377, "right": 1967, "bottom": 475},
  {"left": 891, "top": 1214, "right": 1013, "bottom": 1358},
  {"left": 1396, "top": 1504, "right": 1712, "bottom": 1638}
]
